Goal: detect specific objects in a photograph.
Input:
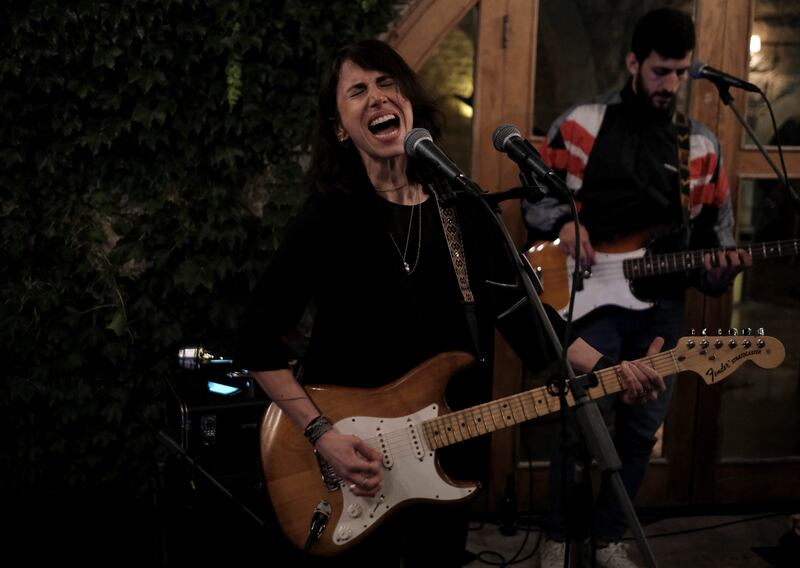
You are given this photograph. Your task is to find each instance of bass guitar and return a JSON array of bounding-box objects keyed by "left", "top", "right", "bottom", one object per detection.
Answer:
[
  {"left": 260, "top": 335, "right": 784, "bottom": 556},
  {"left": 526, "top": 233, "right": 800, "bottom": 321}
]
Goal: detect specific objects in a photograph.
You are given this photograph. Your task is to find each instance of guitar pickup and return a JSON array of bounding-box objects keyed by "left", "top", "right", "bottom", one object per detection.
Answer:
[
  {"left": 376, "top": 430, "right": 394, "bottom": 468},
  {"left": 406, "top": 421, "right": 425, "bottom": 460}
]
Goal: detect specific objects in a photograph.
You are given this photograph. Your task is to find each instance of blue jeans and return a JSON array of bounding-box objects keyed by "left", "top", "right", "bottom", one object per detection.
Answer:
[{"left": 546, "top": 299, "right": 684, "bottom": 543}]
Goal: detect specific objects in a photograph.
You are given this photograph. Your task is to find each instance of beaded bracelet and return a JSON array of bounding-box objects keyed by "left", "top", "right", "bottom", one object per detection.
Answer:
[{"left": 303, "top": 415, "right": 333, "bottom": 445}]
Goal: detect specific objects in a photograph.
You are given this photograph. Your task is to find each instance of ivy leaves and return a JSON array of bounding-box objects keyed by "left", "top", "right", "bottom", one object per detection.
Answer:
[{"left": 1, "top": 0, "right": 402, "bottom": 493}]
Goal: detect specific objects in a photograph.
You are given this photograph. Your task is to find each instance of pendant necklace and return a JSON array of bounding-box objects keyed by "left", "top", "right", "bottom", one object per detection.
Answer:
[{"left": 388, "top": 186, "right": 423, "bottom": 275}]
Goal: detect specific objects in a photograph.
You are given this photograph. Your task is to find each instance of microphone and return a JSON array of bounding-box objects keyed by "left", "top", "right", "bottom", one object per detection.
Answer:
[
  {"left": 492, "top": 124, "right": 555, "bottom": 180},
  {"left": 404, "top": 128, "right": 470, "bottom": 185},
  {"left": 405, "top": 128, "right": 479, "bottom": 204},
  {"left": 304, "top": 500, "right": 332, "bottom": 551},
  {"left": 689, "top": 61, "right": 760, "bottom": 93}
]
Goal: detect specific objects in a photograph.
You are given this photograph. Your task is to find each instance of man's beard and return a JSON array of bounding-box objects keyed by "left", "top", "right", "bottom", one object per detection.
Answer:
[{"left": 635, "top": 72, "right": 677, "bottom": 116}]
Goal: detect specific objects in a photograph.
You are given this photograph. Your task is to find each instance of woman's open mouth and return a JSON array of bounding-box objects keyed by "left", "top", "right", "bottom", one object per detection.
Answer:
[{"left": 368, "top": 113, "right": 401, "bottom": 137}]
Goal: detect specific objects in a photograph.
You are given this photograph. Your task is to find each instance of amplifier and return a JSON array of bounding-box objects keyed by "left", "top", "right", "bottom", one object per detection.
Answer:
[
  {"left": 163, "top": 348, "right": 270, "bottom": 491},
  {"left": 159, "top": 350, "right": 289, "bottom": 565}
]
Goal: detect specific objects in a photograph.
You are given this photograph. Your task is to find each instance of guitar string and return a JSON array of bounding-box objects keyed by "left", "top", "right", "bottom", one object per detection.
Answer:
[
  {"left": 531, "top": 238, "right": 800, "bottom": 265},
  {"left": 532, "top": 238, "right": 800, "bottom": 280},
  {"left": 354, "top": 343, "right": 774, "bottom": 461},
  {"left": 353, "top": 349, "right": 710, "bottom": 460},
  {"left": 359, "top": 357, "right": 682, "bottom": 458}
]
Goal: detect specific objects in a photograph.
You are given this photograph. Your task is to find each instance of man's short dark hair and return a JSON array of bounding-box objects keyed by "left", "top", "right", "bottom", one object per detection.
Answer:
[{"left": 632, "top": 7, "right": 695, "bottom": 62}]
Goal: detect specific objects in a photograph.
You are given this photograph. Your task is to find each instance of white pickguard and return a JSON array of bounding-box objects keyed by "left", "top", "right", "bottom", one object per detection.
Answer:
[
  {"left": 559, "top": 248, "right": 653, "bottom": 321},
  {"left": 330, "top": 405, "right": 477, "bottom": 547}
]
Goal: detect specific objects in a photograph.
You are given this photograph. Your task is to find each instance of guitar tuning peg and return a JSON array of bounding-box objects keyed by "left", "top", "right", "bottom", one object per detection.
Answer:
[
  {"left": 690, "top": 328, "right": 696, "bottom": 336},
  {"left": 717, "top": 328, "right": 724, "bottom": 336},
  {"left": 742, "top": 327, "right": 753, "bottom": 336},
  {"left": 756, "top": 327, "right": 765, "bottom": 337},
  {"left": 701, "top": 328, "right": 708, "bottom": 336},
  {"left": 728, "top": 328, "right": 738, "bottom": 336}
]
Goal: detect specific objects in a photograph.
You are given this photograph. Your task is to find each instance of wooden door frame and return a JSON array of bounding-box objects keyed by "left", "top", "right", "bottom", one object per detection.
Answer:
[
  {"left": 690, "top": 0, "right": 800, "bottom": 505},
  {"left": 388, "top": 0, "right": 800, "bottom": 512}
]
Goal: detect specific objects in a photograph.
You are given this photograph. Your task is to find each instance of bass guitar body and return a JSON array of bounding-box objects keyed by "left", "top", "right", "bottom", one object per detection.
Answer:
[{"left": 527, "top": 230, "right": 664, "bottom": 321}]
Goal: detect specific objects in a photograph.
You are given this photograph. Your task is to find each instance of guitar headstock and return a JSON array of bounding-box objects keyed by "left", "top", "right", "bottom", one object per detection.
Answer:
[{"left": 673, "top": 334, "right": 785, "bottom": 384}]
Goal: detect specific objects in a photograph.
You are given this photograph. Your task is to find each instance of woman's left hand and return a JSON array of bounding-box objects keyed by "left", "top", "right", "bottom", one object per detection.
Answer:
[{"left": 619, "top": 336, "right": 667, "bottom": 405}]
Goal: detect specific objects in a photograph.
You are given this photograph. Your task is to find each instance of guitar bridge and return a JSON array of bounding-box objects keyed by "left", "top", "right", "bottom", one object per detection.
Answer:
[{"left": 314, "top": 449, "right": 342, "bottom": 492}]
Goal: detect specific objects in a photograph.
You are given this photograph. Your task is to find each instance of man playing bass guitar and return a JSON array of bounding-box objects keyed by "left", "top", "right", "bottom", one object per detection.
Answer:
[{"left": 522, "top": 8, "right": 752, "bottom": 568}]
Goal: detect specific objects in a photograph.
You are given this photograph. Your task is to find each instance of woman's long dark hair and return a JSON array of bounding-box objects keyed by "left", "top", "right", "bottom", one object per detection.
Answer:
[{"left": 306, "top": 39, "right": 445, "bottom": 194}]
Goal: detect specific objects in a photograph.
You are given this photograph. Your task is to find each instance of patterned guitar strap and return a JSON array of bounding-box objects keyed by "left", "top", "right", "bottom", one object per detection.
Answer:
[
  {"left": 675, "top": 110, "right": 692, "bottom": 247},
  {"left": 433, "top": 190, "right": 484, "bottom": 363}
]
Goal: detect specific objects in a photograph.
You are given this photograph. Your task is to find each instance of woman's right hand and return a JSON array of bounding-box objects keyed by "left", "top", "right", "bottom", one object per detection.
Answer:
[
  {"left": 558, "top": 221, "right": 595, "bottom": 269},
  {"left": 314, "top": 430, "right": 384, "bottom": 497}
]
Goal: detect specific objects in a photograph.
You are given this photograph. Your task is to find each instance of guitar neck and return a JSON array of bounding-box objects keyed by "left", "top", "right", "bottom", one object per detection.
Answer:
[
  {"left": 623, "top": 239, "right": 800, "bottom": 278},
  {"left": 422, "top": 350, "right": 681, "bottom": 450}
]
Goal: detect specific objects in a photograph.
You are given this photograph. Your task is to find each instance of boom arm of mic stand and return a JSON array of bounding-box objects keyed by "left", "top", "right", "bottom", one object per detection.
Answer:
[
  {"left": 716, "top": 84, "right": 800, "bottom": 211},
  {"left": 473, "top": 185, "right": 659, "bottom": 568},
  {"left": 482, "top": 184, "right": 549, "bottom": 207}
]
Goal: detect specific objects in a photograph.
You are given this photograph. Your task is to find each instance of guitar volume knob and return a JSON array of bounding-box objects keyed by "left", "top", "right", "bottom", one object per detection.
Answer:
[
  {"left": 336, "top": 525, "right": 354, "bottom": 542},
  {"left": 346, "top": 503, "right": 363, "bottom": 518}
]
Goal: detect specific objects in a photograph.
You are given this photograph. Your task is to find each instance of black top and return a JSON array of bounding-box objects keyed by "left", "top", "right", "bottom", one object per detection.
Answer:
[
  {"left": 578, "top": 81, "right": 683, "bottom": 243},
  {"left": 238, "top": 188, "right": 565, "bottom": 409}
]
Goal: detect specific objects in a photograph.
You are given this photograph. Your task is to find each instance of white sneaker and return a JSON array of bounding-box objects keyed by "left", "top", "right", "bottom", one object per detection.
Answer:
[
  {"left": 595, "top": 542, "right": 640, "bottom": 568},
  {"left": 538, "top": 539, "right": 565, "bottom": 568}
]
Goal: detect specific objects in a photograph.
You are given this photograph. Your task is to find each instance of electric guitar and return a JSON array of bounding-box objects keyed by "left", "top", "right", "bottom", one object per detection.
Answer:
[
  {"left": 526, "top": 234, "right": 800, "bottom": 322},
  {"left": 260, "top": 335, "right": 785, "bottom": 556}
]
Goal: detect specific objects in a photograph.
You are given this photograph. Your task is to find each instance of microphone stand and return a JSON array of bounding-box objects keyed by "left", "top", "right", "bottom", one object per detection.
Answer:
[
  {"left": 155, "top": 429, "right": 266, "bottom": 529},
  {"left": 713, "top": 84, "right": 800, "bottom": 211},
  {"left": 455, "top": 175, "right": 658, "bottom": 568}
]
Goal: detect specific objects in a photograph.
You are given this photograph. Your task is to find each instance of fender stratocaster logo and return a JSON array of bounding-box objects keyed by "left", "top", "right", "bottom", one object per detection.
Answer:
[{"left": 705, "top": 349, "right": 761, "bottom": 382}]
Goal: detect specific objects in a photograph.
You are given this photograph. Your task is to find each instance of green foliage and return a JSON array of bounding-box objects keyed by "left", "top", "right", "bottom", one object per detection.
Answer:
[{"left": 0, "top": 0, "right": 402, "bottom": 495}]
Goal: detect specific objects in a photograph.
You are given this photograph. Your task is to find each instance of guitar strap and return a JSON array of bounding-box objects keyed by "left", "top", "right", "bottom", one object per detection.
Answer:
[
  {"left": 436, "top": 200, "right": 474, "bottom": 303},
  {"left": 675, "top": 110, "right": 692, "bottom": 247},
  {"left": 434, "top": 190, "right": 483, "bottom": 362}
]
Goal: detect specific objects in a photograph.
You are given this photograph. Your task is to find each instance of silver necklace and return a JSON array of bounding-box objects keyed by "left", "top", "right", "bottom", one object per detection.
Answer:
[
  {"left": 374, "top": 182, "right": 409, "bottom": 193},
  {"left": 388, "top": 188, "right": 423, "bottom": 275}
]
